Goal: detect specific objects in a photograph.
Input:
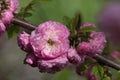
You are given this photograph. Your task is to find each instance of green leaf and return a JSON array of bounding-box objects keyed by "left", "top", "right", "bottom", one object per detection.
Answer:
[
  {"left": 92, "top": 65, "right": 104, "bottom": 80},
  {"left": 7, "top": 25, "right": 20, "bottom": 38},
  {"left": 24, "top": 12, "right": 33, "bottom": 17},
  {"left": 103, "top": 75, "right": 111, "bottom": 80},
  {"left": 92, "top": 65, "right": 112, "bottom": 80},
  {"left": 53, "top": 68, "right": 72, "bottom": 80},
  {"left": 70, "top": 12, "right": 81, "bottom": 33},
  {"left": 17, "top": 0, "right": 52, "bottom": 19},
  {"left": 79, "top": 26, "right": 97, "bottom": 33},
  {"left": 62, "top": 16, "right": 71, "bottom": 28}
]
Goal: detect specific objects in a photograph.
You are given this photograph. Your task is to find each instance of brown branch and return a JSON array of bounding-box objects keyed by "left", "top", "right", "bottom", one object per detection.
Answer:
[
  {"left": 12, "top": 18, "right": 36, "bottom": 31},
  {"left": 94, "top": 55, "right": 120, "bottom": 70},
  {"left": 11, "top": 18, "right": 120, "bottom": 70}
]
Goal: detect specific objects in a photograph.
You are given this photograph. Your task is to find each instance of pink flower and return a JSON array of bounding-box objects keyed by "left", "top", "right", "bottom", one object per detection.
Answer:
[
  {"left": 0, "top": 20, "right": 6, "bottom": 36},
  {"left": 88, "top": 31, "right": 106, "bottom": 55},
  {"left": 77, "top": 23, "right": 106, "bottom": 57},
  {"left": 6, "top": 0, "right": 19, "bottom": 13},
  {"left": 1, "top": 10, "right": 14, "bottom": 25},
  {"left": 77, "top": 42, "right": 90, "bottom": 55},
  {"left": 30, "top": 21, "right": 70, "bottom": 59},
  {"left": 18, "top": 21, "right": 71, "bottom": 73},
  {"left": 0, "top": 0, "right": 19, "bottom": 36},
  {"left": 0, "top": 0, "right": 18, "bottom": 15}
]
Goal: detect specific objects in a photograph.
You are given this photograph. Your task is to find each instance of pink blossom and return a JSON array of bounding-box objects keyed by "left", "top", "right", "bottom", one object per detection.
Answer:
[
  {"left": 1, "top": 10, "right": 13, "bottom": 25},
  {"left": 38, "top": 54, "right": 68, "bottom": 73},
  {"left": 67, "top": 47, "right": 81, "bottom": 64},
  {"left": 77, "top": 42, "right": 90, "bottom": 55},
  {"left": 77, "top": 32, "right": 106, "bottom": 56},
  {"left": 30, "top": 21, "right": 70, "bottom": 59},
  {"left": 0, "top": 0, "right": 18, "bottom": 14},
  {"left": 18, "top": 21, "right": 71, "bottom": 73},
  {"left": 6, "top": 0, "right": 19, "bottom": 13},
  {"left": 89, "top": 31, "right": 106, "bottom": 55},
  {"left": 77, "top": 23, "right": 106, "bottom": 57},
  {"left": 0, "top": 0, "right": 18, "bottom": 36},
  {"left": 0, "top": 20, "right": 6, "bottom": 36},
  {"left": 17, "top": 31, "right": 32, "bottom": 52}
]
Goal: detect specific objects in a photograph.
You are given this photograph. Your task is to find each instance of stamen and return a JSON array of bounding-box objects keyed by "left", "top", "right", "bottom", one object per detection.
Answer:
[{"left": 47, "top": 39, "right": 54, "bottom": 45}]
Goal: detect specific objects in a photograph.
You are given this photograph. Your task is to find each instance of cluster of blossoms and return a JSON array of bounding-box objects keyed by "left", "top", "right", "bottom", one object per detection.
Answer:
[
  {"left": 18, "top": 21, "right": 81, "bottom": 73},
  {"left": 0, "top": 0, "right": 18, "bottom": 36},
  {"left": 18, "top": 21, "right": 107, "bottom": 73}
]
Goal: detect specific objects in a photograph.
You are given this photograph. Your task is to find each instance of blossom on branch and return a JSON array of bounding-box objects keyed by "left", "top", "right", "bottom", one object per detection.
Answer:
[
  {"left": 18, "top": 21, "right": 82, "bottom": 73},
  {"left": 0, "top": 0, "right": 19, "bottom": 36},
  {"left": 17, "top": 20, "right": 108, "bottom": 74},
  {"left": 30, "top": 21, "right": 70, "bottom": 59},
  {"left": 77, "top": 23, "right": 107, "bottom": 57}
]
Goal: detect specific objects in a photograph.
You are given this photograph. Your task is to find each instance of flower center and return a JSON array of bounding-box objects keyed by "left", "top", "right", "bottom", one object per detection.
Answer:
[{"left": 47, "top": 39, "right": 55, "bottom": 46}]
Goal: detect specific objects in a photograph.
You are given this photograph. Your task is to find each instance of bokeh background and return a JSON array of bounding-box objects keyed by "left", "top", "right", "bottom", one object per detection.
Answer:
[{"left": 0, "top": 0, "right": 120, "bottom": 80}]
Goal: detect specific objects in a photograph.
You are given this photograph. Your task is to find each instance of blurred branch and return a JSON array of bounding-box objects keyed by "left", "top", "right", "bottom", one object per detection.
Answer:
[
  {"left": 94, "top": 55, "right": 120, "bottom": 70},
  {"left": 12, "top": 18, "right": 120, "bottom": 70},
  {"left": 12, "top": 18, "right": 36, "bottom": 31}
]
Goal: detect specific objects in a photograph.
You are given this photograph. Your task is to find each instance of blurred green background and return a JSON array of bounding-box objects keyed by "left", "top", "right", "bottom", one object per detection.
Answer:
[{"left": 0, "top": 0, "right": 117, "bottom": 80}]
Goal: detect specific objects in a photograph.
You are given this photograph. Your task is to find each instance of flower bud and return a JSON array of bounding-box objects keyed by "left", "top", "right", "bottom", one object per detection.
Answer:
[
  {"left": 25, "top": 53, "right": 38, "bottom": 67},
  {"left": 67, "top": 47, "right": 81, "bottom": 64},
  {"left": 17, "top": 31, "right": 32, "bottom": 52}
]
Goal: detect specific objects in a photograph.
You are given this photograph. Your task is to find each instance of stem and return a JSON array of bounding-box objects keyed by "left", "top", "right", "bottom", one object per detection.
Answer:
[
  {"left": 94, "top": 55, "right": 120, "bottom": 70},
  {"left": 12, "top": 18, "right": 36, "bottom": 31},
  {"left": 11, "top": 18, "right": 120, "bottom": 70}
]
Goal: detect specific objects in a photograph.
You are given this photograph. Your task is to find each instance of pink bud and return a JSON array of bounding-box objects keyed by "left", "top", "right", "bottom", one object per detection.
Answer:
[
  {"left": 25, "top": 53, "right": 38, "bottom": 67},
  {"left": 67, "top": 47, "right": 81, "bottom": 64},
  {"left": 17, "top": 31, "right": 32, "bottom": 52}
]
